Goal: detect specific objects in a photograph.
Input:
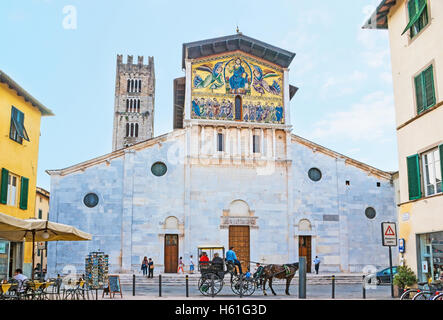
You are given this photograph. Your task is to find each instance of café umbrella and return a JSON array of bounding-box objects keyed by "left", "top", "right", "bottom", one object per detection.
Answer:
[
  {"left": 0, "top": 213, "right": 91, "bottom": 279},
  {"left": 24, "top": 219, "right": 92, "bottom": 279}
]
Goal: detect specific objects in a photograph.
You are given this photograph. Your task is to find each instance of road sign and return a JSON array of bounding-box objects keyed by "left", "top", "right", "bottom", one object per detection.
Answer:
[{"left": 381, "top": 222, "right": 397, "bottom": 247}]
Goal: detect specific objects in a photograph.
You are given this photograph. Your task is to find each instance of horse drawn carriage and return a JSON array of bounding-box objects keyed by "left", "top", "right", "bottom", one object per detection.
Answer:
[
  {"left": 197, "top": 245, "right": 259, "bottom": 296},
  {"left": 197, "top": 245, "right": 300, "bottom": 296}
]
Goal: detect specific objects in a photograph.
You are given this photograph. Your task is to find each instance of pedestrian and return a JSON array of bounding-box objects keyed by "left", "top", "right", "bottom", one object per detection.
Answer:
[
  {"left": 141, "top": 256, "right": 148, "bottom": 276},
  {"left": 189, "top": 255, "right": 195, "bottom": 274},
  {"left": 148, "top": 258, "right": 154, "bottom": 278},
  {"left": 313, "top": 256, "right": 321, "bottom": 274},
  {"left": 178, "top": 256, "right": 184, "bottom": 274}
]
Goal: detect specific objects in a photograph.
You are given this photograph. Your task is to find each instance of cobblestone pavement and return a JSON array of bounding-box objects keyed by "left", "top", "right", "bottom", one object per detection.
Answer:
[{"left": 111, "top": 283, "right": 394, "bottom": 300}]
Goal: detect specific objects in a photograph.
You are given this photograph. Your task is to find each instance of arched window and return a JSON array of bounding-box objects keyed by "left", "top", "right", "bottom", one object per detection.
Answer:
[
  {"left": 138, "top": 80, "right": 142, "bottom": 92},
  {"left": 235, "top": 95, "right": 242, "bottom": 121},
  {"left": 130, "top": 123, "right": 134, "bottom": 137},
  {"left": 137, "top": 99, "right": 140, "bottom": 112},
  {"left": 126, "top": 123, "right": 129, "bottom": 137},
  {"left": 135, "top": 123, "right": 139, "bottom": 137},
  {"left": 134, "top": 79, "right": 138, "bottom": 92},
  {"left": 126, "top": 99, "right": 129, "bottom": 112},
  {"left": 127, "top": 79, "right": 130, "bottom": 92}
]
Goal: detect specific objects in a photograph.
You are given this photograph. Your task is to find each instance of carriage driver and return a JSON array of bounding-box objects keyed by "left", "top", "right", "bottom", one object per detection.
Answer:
[{"left": 226, "top": 247, "right": 243, "bottom": 274}]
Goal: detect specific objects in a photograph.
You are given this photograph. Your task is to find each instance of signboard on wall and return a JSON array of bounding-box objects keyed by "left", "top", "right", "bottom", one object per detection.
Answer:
[{"left": 381, "top": 222, "right": 397, "bottom": 247}]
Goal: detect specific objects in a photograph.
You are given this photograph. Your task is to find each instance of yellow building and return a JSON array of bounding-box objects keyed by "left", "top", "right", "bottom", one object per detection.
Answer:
[
  {"left": 365, "top": 0, "right": 443, "bottom": 282},
  {"left": 0, "top": 70, "right": 54, "bottom": 279},
  {"left": 33, "top": 187, "right": 50, "bottom": 275}
]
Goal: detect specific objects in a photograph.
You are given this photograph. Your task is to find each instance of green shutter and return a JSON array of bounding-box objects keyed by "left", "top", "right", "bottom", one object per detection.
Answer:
[
  {"left": 407, "top": 154, "right": 422, "bottom": 200},
  {"left": 0, "top": 169, "right": 8, "bottom": 204},
  {"left": 402, "top": 0, "right": 427, "bottom": 36},
  {"left": 423, "top": 65, "right": 436, "bottom": 109},
  {"left": 439, "top": 145, "right": 443, "bottom": 186},
  {"left": 19, "top": 177, "right": 29, "bottom": 210},
  {"left": 415, "top": 74, "right": 424, "bottom": 114}
]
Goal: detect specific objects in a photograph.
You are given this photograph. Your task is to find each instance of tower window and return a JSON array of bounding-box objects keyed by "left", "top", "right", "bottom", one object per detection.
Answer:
[
  {"left": 130, "top": 123, "right": 134, "bottom": 137},
  {"left": 253, "top": 135, "right": 260, "bottom": 153},
  {"left": 235, "top": 95, "right": 242, "bottom": 121},
  {"left": 217, "top": 133, "right": 224, "bottom": 152},
  {"left": 127, "top": 79, "right": 130, "bottom": 93},
  {"left": 126, "top": 123, "right": 129, "bottom": 137},
  {"left": 126, "top": 99, "right": 129, "bottom": 112},
  {"left": 138, "top": 80, "right": 142, "bottom": 92},
  {"left": 135, "top": 123, "right": 139, "bottom": 137},
  {"left": 137, "top": 99, "right": 140, "bottom": 113}
]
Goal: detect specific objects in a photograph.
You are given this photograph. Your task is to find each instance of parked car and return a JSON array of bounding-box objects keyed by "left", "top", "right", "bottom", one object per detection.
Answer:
[{"left": 367, "top": 266, "right": 398, "bottom": 285}]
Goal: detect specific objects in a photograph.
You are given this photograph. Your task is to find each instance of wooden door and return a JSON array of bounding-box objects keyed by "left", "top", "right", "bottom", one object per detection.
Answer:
[
  {"left": 164, "top": 234, "right": 178, "bottom": 273},
  {"left": 298, "top": 236, "right": 312, "bottom": 273},
  {"left": 229, "top": 226, "right": 250, "bottom": 272}
]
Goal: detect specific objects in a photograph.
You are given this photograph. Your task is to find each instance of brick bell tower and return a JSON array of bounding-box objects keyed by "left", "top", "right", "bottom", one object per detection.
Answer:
[{"left": 112, "top": 54, "right": 155, "bottom": 151}]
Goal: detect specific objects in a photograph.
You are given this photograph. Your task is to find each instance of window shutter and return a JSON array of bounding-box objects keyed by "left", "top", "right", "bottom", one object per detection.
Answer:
[
  {"left": 423, "top": 65, "right": 436, "bottom": 109},
  {"left": 415, "top": 74, "right": 424, "bottom": 114},
  {"left": 19, "top": 177, "right": 29, "bottom": 210},
  {"left": 407, "top": 154, "right": 422, "bottom": 200},
  {"left": 440, "top": 145, "right": 443, "bottom": 184},
  {"left": 0, "top": 169, "right": 8, "bottom": 204}
]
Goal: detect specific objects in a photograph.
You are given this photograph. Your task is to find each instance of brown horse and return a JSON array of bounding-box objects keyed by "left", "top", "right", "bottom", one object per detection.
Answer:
[{"left": 262, "top": 263, "right": 299, "bottom": 296}]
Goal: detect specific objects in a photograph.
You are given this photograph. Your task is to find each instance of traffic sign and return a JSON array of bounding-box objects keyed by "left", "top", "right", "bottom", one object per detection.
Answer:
[{"left": 381, "top": 222, "right": 397, "bottom": 247}]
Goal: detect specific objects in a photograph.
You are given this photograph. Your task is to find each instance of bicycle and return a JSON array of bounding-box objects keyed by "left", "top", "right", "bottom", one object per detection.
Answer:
[
  {"left": 400, "top": 281, "right": 428, "bottom": 300},
  {"left": 412, "top": 281, "right": 442, "bottom": 300},
  {"left": 432, "top": 291, "right": 443, "bottom": 300}
]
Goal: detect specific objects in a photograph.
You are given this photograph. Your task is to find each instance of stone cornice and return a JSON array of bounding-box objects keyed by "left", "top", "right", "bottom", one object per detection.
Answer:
[
  {"left": 46, "top": 129, "right": 185, "bottom": 176},
  {"left": 291, "top": 134, "right": 394, "bottom": 181}
]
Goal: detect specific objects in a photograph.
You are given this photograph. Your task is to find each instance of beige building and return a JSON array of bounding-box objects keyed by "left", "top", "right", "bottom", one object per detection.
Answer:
[
  {"left": 34, "top": 187, "right": 49, "bottom": 273},
  {"left": 365, "top": 0, "right": 443, "bottom": 282}
]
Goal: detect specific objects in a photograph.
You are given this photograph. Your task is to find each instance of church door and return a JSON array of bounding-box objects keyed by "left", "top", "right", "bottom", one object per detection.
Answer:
[
  {"left": 164, "top": 234, "right": 178, "bottom": 273},
  {"left": 229, "top": 226, "right": 250, "bottom": 273},
  {"left": 298, "top": 236, "right": 312, "bottom": 273}
]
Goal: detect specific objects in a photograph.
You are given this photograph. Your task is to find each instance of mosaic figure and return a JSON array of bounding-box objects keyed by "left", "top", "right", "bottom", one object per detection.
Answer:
[
  {"left": 193, "top": 62, "right": 225, "bottom": 89},
  {"left": 252, "top": 64, "right": 281, "bottom": 95},
  {"left": 225, "top": 58, "right": 250, "bottom": 94}
]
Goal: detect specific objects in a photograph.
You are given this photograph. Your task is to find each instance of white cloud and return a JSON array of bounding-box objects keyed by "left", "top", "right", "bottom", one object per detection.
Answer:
[{"left": 311, "top": 91, "right": 395, "bottom": 142}]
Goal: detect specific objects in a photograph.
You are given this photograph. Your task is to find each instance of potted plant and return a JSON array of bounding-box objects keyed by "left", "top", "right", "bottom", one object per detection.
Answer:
[{"left": 393, "top": 266, "right": 417, "bottom": 297}]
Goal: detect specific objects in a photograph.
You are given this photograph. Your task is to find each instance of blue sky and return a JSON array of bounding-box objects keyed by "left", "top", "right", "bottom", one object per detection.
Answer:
[{"left": 0, "top": 0, "right": 397, "bottom": 191}]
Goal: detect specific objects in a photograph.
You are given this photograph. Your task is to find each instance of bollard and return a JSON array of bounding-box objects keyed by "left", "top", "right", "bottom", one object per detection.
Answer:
[
  {"left": 133, "top": 274, "right": 136, "bottom": 296},
  {"left": 331, "top": 275, "right": 335, "bottom": 299},
  {"left": 186, "top": 275, "right": 189, "bottom": 297},
  {"left": 362, "top": 275, "right": 366, "bottom": 299},
  {"left": 159, "top": 274, "right": 162, "bottom": 297},
  {"left": 299, "top": 257, "right": 306, "bottom": 299}
]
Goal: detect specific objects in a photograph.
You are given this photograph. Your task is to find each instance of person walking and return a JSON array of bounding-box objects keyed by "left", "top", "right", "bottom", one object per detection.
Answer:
[
  {"left": 177, "top": 256, "right": 184, "bottom": 274},
  {"left": 313, "top": 256, "right": 321, "bottom": 274},
  {"left": 148, "top": 258, "right": 154, "bottom": 278},
  {"left": 189, "top": 255, "right": 195, "bottom": 274},
  {"left": 141, "top": 256, "right": 148, "bottom": 276}
]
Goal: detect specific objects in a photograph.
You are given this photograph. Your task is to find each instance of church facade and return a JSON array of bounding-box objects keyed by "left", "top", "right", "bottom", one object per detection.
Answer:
[{"left": 47, "top": 34, "right": 397, "bottom": 275}]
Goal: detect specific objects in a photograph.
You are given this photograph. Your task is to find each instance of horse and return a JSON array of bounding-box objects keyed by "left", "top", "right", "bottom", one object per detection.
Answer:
[{"left": 262, "top": 262, "right": 299, "bottom": 296}]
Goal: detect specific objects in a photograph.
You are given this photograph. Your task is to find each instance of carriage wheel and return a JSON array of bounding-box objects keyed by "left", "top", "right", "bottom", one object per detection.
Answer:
[
  {"left": 231, "top": 277, "right": 255, "bottom": 296},
  {"left": 199, "top": 275, "right": 223, "bottom": 296}
]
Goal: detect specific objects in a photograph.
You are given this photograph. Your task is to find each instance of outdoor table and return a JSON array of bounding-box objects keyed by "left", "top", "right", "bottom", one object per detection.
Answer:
[
  {"left": 0, "top": 283, "right": 13, "bottom": 300},
  {"left": 1, "top": 284, "right": 12, "bottom": 294}
]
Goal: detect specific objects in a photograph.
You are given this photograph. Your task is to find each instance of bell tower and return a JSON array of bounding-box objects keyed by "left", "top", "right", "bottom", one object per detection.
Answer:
[{"left": 112, "top": 54, "right": 155, "bottom": 151}]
